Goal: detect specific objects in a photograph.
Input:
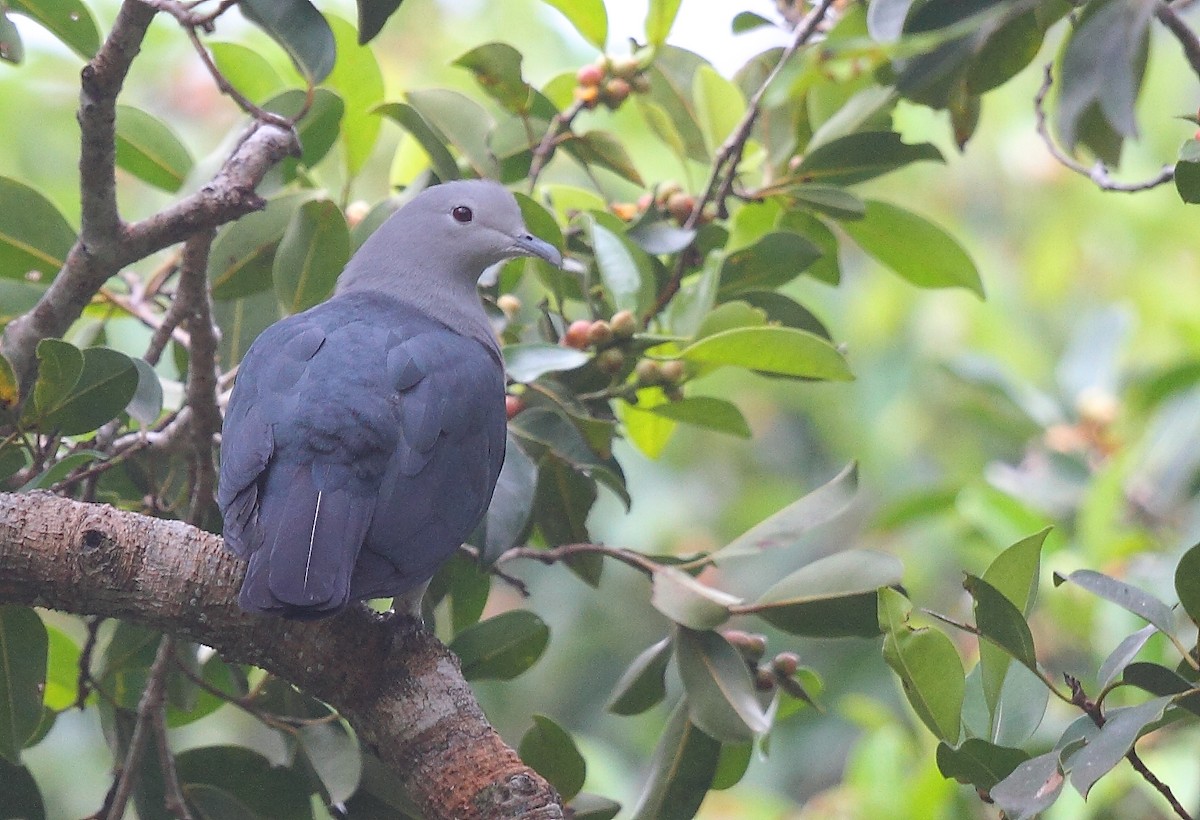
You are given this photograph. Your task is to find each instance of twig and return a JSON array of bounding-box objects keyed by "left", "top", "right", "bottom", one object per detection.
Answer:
[
  {"left": 177, "top": 232, "right": 221, "bottom": 522},
  {"left": 151, "top": 706, "right": 193, "bottom": 820},
  {"left": 457, "top": 544, "right": 530, "bottom": 596},
  {"left": 647, "top": 0, "right": 838, "bottom": 319},
  {"left": 1033, "top": 63, "right": 1174, "bottom": 193},
  {"left": 104, "top": 635, "right": 176, "bottom": 820},
  {"left": 100, "top": 287, "right": 192, "bottom": 355},
  {"left": 497, "top": 542, "right": 659, "bottom": 576},
  {"left": 74, "top": 616, "right": 104, "bottom": 709},
  {"left": 1157, "top": 2, "right": 1200, "bottom": 81},
  {"left": 527, "top": 99, "right": 587, "bottom": 190}
]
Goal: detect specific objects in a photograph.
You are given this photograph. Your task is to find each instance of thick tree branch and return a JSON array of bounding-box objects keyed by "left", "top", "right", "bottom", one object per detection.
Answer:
[
  {"left": 177, "top": 232, "right": 221, "bottom": 522},
  {"left": 0, "top": 492, "right": 563, "bottom": 819}
]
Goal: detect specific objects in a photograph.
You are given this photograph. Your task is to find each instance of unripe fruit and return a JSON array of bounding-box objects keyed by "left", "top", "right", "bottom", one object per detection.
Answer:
[
  {"left": 497, "top": 293, "right": 522, "bottom": 318},
  {"left": 596, "top": 348, "right": 625, "bottom": 375},
  {"left": 634, "top": 358, "right": 662, "bottom": 385},
  {"left": 610, "top": 309, "right": 638, "bottom": 338},
  {"left": 587, "top": 320, "right": 614, "bottom": 346},
  {"left": 772, "top": 651, "right": 800, "bottom": 677},
  {"left": 505, "top": 395, "right": 526, "bottom": 419},
  {"left": 664, "top": 386, "right": 684, "bottom": 402},
  {"left": 575, "top": 63, "right": 604, "bottom": 88},
  {"left": 665, "top": 191, "right": 695, "bottom": 223},
  {"left": 755, "top": 667, "right": 776, "bottom": 692},
  {"left": 636, "top": 192, "right": 654, "bottom": 211},
  {"left": 602, "top": 78, "right": 632, "bottom": 108},
  {"left": 611, "top": 202, "right": 638, "bottom": 221},
  {"left": 345, "top": 200, "right": 370, "bottom": 228},
  {"left": 655, "top": 180, "right": 683, "bottom": 205},
  {"left": 563, "top": 319, "right": 593, "bottom": 349},
  {"left": 660, "top": 359, "right": 686, "bottom": 384},
  {"left": 610, "top": 55, "right": 640, "bottom": 79},
  {"left": 573, "top": 85, "right": 600, "bottom": 109},
  {"left": 723, "top": 629, "right": 767, "bottom": 661},
  {"left": 631, "top": 73, "right": 651, "bottom": 94}
]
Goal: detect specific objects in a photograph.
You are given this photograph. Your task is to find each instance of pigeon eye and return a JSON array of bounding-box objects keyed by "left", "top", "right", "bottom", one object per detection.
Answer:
[{"left": 452, "top": 205, "right": 473, "bottom": 223}]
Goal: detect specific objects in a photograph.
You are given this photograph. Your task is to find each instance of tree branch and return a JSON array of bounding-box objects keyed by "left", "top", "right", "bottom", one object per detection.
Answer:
[
  {"left": 177, "top": 232, "right": 221, "bottom": 522},
  {"left": 0, "top": 492, "right": 563, "bottom": 820},
  {"left": 1157, "top": 2, "right": 1200, "bottom": 82}
]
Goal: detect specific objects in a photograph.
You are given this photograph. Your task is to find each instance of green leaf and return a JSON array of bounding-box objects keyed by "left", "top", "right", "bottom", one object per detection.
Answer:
[
  {"left": 214, "top": 289, "right": 284, "bottom": 368},
  {"left": 1175, "top": 139, "right": 1200, "bottom": 205},
  {"left": 964, "top": 574, "right": 1038, "bottom": 671},
  {"left": 676, "top": 628, "right": 768, "bottom": 743},
  {"left": 273, "top": 198, "right": 349, "bottom": 314},
  {"left": 167, "top": 655, "right": 246, "bottom": 728},
  {"left": 568, "top": 793, "right": 622, "bottom": 820},
  {"left": 0, "top": 758, "right": 44, "bottom": 819},
  {"left": 325, "top": 16, "right": 385, "bottom": 175},
  {"left": 644, "top": 46, "right": 711, "bottom": 163},
  {"left": 455, "top": 42, "right": 533, "bottom": 113},
  {"left": 563, "top": 131, "right": 644, "bottom": 186},
  {"left": 1066, "top": 696, "right": 1173, "bottom": 797},
  {"left": 1175, "top": 541, "right": 1200, "bottom": 624},
  {"left": 7, "top": 0, "right": 99, "bottom": 60},
  {"left": 532, "top": 455, "right": 597, "bottom": 553},
  {"left": 648, "top": 396, "right": 751, "bottom": 438},
  {"left": 793, "top": 131, "right": 942, "bottom": 186},
  {"left": 587, "top": 217, "right": 653, "bottom": 314},
  {"left": 519, "top": 715, "right": 586, "bottom": 801},
  {"left": 681, "top": 326, "right": 852, "bottom": 381},
  {"left": 879, "top": 588, "right": 964, "bottom": 742},
  {"left": 787, "top": 185, "right": 866, "bottom": 221},
  {"left": 1056, "top": 0, "right": 1153, "bottom": 153},
  {"left": 265, "top": 88, "right": 345, "bottom": 177},
  {"left": 693, "top": 65, "right": 745, "bottom": 157},
  {"left": 185, "top": 784, "right": 258, "bottom": 820},
  {"left": 480, "top": 435, "right": 538, "bottom": 563},
  {"left": 209, "top": 42, "right": 285, "bottom": 105},
  {"left": 210, "top": 194, "right": 307, "bottom": 300},
  {"left": 176, "top": 745, "right": 315, "bottom": 819},
  {"left": 979, "top": 529, "right": 1050, "bottom": 715},
  {"left": 113, "top": 105, "right": 194, "bottom": 193},
  {"left": 17, "top": 450, "right": 102, "bottom": 492},
  {"left": 1054, "top": 569, "right": 1176, "bottom": 637},
  {"left": 503, "top": 344, "right": 588, "bottom": 383},
  {"left": 39, "top": 347, "right": 139, "bottom": 436},
  {"left": 298, "top": 721, "right": 362, "bottom": 804},
  {"left": 753, "top": 550, "right": 903, "bottom": 638},
  {"left": 0, "top": 11, "right": 23, "bottom": 64},
  {"left": 711, "top": 741, "right": 752, "bottom": 791},
  {"left": 990, "top": 751, "right": 1064, "bottom": 820},
  {"left": 98, "top": 622, "right": 161, "bottom": 710},
  {"left": 936, "top": 739, "right": 1029, "bottom": 792},
  {"left": 356, "top": 0, "right": 404, "bottom": 44},
  {"left": 41, "top": 626, "right": 79, "bottom": 712},
  {"left": 0, "top": 607, "right": 48, "bottom": 762},
  {"left": 732, "top": 11, "right": 774, "bottom": 34},
  {"left": 714, "top": 463, "right": 858, "bottom": 561},
  {"left": 646, "top": 0, "right": 682, "bottom": 44},
  {"left": 126, "top": 357, "right": 164, "bottom": 426},
  {"left": 537, "top": 0, "right": 607, "bottom": 49},
  {"left": 240, "top": 0, "right": 336, "bottom": 84},
  {"left": 608, "top": 637, "right": 672, "bottom": 716},
  {"left": 651, "top": 567, "right": 741, "bottom": 630},
  {"left": 376, "top": 102, "right": 461, "bottom": 181},
  {"left": 450, "top": 610, "right": 549, "bottom": 681},
  {"left": 1098, "top": 624, "right": 1156, "bottom": 689},
  {"left": 629, "top": 699, "right": 720, "bottom": 820},
  {"left": 406, "top": 89, "right": 497, "bottom": 177},
  {"left": 842, "top": 200, "right": 983, "bottom": 295},
  {"left": 716, "top": 232, "right": 823, "bottom": 297},
  {"left": 0, "top": 176, "right": 76, "bottom": 282},
  {"left": 29, "top": 338, "right": 82, "bottom": 420},
  {"left": 1122, "top": 662, "right": 1200, "bottom": 716},
  {"left": 627, "top": 218, "right": 695, "bottom": 255}
]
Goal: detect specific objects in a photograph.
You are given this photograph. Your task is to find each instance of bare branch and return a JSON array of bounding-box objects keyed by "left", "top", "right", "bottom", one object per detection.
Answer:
[
  {"left": 1157, "top": 2, "right": 1200, "bottom": 81},
  {"left": 1033, "top": 63, "right": 1175, "bottom": 193},
  {"left": 498, "top": 541, "right": 659, "bottom": 576},
  {"left": 178, "top": 232, "right": 221, "bottom": 522},
  {"left": 528, "top": 99, "right": 587, "bottom": 190},
  {"left": 0, "top": 492, "right": 563, "bottom": 820}
]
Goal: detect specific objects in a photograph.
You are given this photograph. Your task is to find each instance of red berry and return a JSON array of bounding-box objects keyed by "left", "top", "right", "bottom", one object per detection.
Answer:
[
  {"left": 563, "top": 319, "right": 593, "bottom": 349},
  {"left": 505, "top": 395, "right": 525, "bottom": 419},
  {"left": 576, "top": 63, "right": 605, "bottom": 88}
]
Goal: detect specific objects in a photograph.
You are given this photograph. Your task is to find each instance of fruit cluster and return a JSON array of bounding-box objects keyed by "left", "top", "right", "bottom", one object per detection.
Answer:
[
  {"left": 610, "top": 180, "right": 714, "bottom": 227},
  {"left": 723, "top": 629, "right": 812, "bottom": 701},
  {"left": 573, "top": 55, "right": 651, "bottom": 111},
  {"left": 562, "top": 309, "right": 687, "bottom": 392}
]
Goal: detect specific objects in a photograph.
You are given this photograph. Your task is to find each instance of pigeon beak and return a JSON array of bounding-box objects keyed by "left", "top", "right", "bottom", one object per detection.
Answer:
[{"left": 511, "top": 232, "right": 563, "bottom": 268}]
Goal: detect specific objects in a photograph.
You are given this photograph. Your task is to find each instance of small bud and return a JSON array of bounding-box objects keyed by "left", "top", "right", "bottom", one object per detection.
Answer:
[
  {"left": 587, "top": 320, "right": 614, "bottom": 346},
  {"left": 660, "top": 360, "right": 686, "bottom": 384},
  {"left": 505, "top": 394, "right": 526, "bottom": 419},
  {"left": 610, "top": 55, "right": 640, "bottom": 79},
  {"left": 655, "top": 180, "right": 683, "bottom": 206},
  {"left": 723, "top": 629, "right": 767, "bottom": 662},
  {"left": 602, "top": 77, "right": 632, "bottom": 108},
  {"left": 611, "top": 202, "right": 639, "bottom": 221},
  {"left": 631, "top": 73, "right": 652, "bottom": 94},
  {"left": 563, "top": 319, "right": 593, "bottom": 349},
  {"left": 772, "top": 651, "right": 800, "bottom": 677},
  {"left": 573, "top": 85, "right": 600, "bottom": 109},
  {"left": 497, "top": 293, "right": 522, "bottom": 318},
  {"left": 755, "top": 666, "right": 776, "bottom": 692},
  {"left": 596, "top": 348, "right": 625, "bottom": 375},
  {"left": 575, "top": 63, "right": 605, "bottom": 88},
  {"left": 665, "top": 191, "right": 695, "bottom": 223},
  {"left": 610, "top": 309, "right": 638, "bottom": 338},
  {"left": 634, "top": 358, "right": 663, "bottom": 385}
]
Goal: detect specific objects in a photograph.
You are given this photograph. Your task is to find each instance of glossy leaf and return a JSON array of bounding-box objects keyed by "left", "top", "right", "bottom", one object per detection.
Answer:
[
  {"left": 716, "top": 232, "right": 823, "bottom": 297},
  {"left": 127, "top": 357, "right": 163, "bottom": 426},
  {"left": 842, "top": 200, "right": 983, "bottom": 295},
  {"left": 0, "top": 176, "right": 76, "bottom": 282},
  {"left": 648, "top": 396, "right": 751, "bottom": 438},
  {"left": 793, "top": 131, "right": 942, "bottom": 186},
  {"left": 450, "top": 610, "right": 549, "bottom": 681},
  {"left": 1175, "top": 541, "right": 1200, "bottom": 624},
  {"left": 273, "top": 198, "right": 349, "bottom": 314},
  {"left": 681, "top": 326, "right": 852, "bottom": 381},
  {"left": 538, "top": 0, "right": 607, "bottom": 49},
  {"left": 176, "top": 745, "right": 314, "bottom": 819},
  {"left": 0, "top": 757, "right": 44, "bottom": 819},
  {"left": 519, "top": 715, "right": 586, "bottom": 801},
  {"left": 406, "top": 89, "right": 497, "bottom": 177},
  {"left": 1054, "top": 569, "right": 1176, "bottom": 637},
  {"left": 376, "top": 102, "right": 461, "bottom": 180},
  {"left": 114, "top": 105, "right": 193, "bottom": 192},
  {"left": 40, "top": 347, "right": 138, "bottom": 436},
  {"left": 990, "top": 662, "right": 1049, "bottom": 748},
  {"left": 0, "top": 607, "right": 47, "bottom": 762},
  {"left": 563, "top": 131, "right": 644, "bottom": 186},
  {"left": 879, "top": 588, "right": 964, "bottom": 742},
  {"left": 209, "top": 194, "right": 307, "bottom": 300},
  {"left": 714, "top": 463, "right": 858, "bottom": 561},
  {"left": 642, "top": 47, "right": 710, "bottom": 163},
  {"left": 185, "top": 784, "right": 258, "bottom": 820},
  {"left": 455, "top": 42, "right": 532, "bottom": 113},
  {"left": 627, "top": 218, "right": 695, "bottom": 255},
  {"left": 0, "top": 9, "right": 23, "bottom": 64},
  {"left": 646, "top": 0, "right": 682, "bottom": 44},
  {"left": 98, "top": 622, "right": 161, "bottom": 710},
  {"left": 568, "top": 793, "right": 621, "bottom": 820},
  {"left": 1122, "top": 662, "right": 1200, "bottom": 716},
  {"left": 936, "top": 739, "right": 1029, "bottom": 792},
  {"left": 265, "top": 88, "right": 344, "bottom": 176},
  {"left": 990, "top": 751, "right": 1064, "bottom": 819},
  {"left": 693, "top": 65, "right": 745, "bottom": 156},
  {"left": 788, "top": 185, "right": 866, "bottom": 221},
  {"left": 628, "top": 699, "right": 720, "bottom": 820},
  {"left": 1066, "top": 696, "right": 1172, "bottom": 797},
  {"left": 503, "top": 344, "right": 588, "bottom": 383},
  {"left": 17, "top": 450, "right": 102, "bottom": 492},
  {"left": 240, "top": 0, "right": 336, "bottom": 83},
  {"left": 209, "top": 42, "right": 285, "bottom": 105},
  {"left": 1098, "top": 623, "right": 1156, "bottom": 689},
  {"left": 711, "top": 741, "right": 752, "bottom": 791},
  {"left": 753, "top": 550, "right": 902, "bottom": 637},
  {"left": 965, "top": 574, "right": 1037, "bottom": 672},
  {"left": 40, "top": 625, "right": 79, "bottom": 712},
  {"left": 1175, "top": 140, "right": 1200, "bottom": 205},
  {"left": 532, "top": 455, "right": 597, "bottom": 556},
  {"left": 29, "top": 338, "right": 82, "bottom": 420},
  {"left": 356, "top": 0, "right": 404, "bottom": 44},
  {"left": 587, "top": 218, "right": 653, "bottom": 314},
  {"left": 608, "top": 637, "right": 672, "bottom": 716},
  {"left": 676, "top": 628, "right": 768, "bottom": 743},
  {"left": 480, "top": 435, "right": 538, "bottom": 563},
  {"left": 651, "top": 567, "right": 741, "bottom": 630},
  {"left": 732, "top": 11, "right": 773, "bottom": 34},
  {"left": 167, "top": 654, "right": 247, "bottom": 728},
  {"left": 979, "top": 528, "right": 1049, "bottom": 715},
  {"left": 7, "top": 0, "right": 99, "bottom": 60},
  {"left": 0, "top": 353, "right": 17, "bottom": 413},
  {"left": 298, "top": 721, "right": 362, "bottom": 804},
  {"left": 325, "top": 16, "right": 385, "bottom": 175}
]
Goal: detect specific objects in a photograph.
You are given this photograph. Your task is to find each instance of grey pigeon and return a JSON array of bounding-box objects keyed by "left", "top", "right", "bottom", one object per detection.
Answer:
[{"left": 218, "top": 180, "right": 561, "bottom": 619}]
